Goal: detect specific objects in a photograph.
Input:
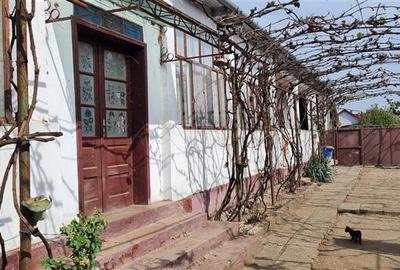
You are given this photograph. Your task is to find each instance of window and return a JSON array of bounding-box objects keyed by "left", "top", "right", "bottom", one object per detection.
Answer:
[
  {"left": 74, "top": 5, "right": 143, "bottom": 42},
  {"left": 193, "top": 63, "right": 214, "bottom": 127},
  {"left": 174, "top": 30, "right": 227, "bottom": 129},
  {"left": 201, "top": 41, "right": 213, "bottom": 67},
  {"left": 218, "top": 74, "right": 227, "bottom": 127},
  {"left": 175, "top": 29, "right": 185, "bottom": 57},
  {"left": 299, "top": 97, "right": 309, "bottom": 130},
  {"left": 275, "top": 90, "right": 290, "bottom": 128},
  {"left": 186, "top": 35, "right": 199, "bottom": 60}
]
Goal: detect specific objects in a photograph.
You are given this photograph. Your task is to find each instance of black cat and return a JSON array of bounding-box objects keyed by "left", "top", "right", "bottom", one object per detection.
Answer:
[{"left": 345, "top": 226, "right": 362, "bottom": 244}]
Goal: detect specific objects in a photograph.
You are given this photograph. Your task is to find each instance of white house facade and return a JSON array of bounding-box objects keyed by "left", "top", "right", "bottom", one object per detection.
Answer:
[
  {"left": 0, "top": 0, "right": 324, "bottom": 261},
  {"left": 339, "top": 109, "right": 361, "bottom": 127}
]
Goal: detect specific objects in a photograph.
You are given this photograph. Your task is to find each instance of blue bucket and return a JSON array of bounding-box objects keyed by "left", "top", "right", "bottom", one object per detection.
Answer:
[{"left": 323, "top": 146, "right": 334, "bottom": 160}]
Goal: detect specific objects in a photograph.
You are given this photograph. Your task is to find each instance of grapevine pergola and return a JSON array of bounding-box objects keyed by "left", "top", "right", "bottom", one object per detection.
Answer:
[{"left": 0, "top": 0, "right": 399, "bottom": 268}]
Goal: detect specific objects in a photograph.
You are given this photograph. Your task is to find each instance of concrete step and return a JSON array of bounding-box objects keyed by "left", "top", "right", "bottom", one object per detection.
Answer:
[
  {"left": 186, "top": 233, "right": 259, "bottom": 270},
  {"left": 97, "top": 212, "right": 206, "bottom": 269},
  {"left": 117, "top": 221, "right": 240, "bottom": 270},
  {"left": 104, "top": 199, "right": 193, "bottom": 239}
]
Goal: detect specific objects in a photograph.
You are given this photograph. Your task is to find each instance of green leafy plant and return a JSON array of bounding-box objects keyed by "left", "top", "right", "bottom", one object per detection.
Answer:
[
  {"left": 304, "top": 155, "right": 333, "bottom": 183},
  {"left": 42, "top": 212, "right": 107, "bottom": 270},
  {"left": 361, "top": 106, "right": 400, "bottom": 128}
]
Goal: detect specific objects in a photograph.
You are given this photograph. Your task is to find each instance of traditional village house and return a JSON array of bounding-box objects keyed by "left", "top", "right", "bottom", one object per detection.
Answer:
[{"left": 0, "top": 0, "right": 331, "bottom": 268}]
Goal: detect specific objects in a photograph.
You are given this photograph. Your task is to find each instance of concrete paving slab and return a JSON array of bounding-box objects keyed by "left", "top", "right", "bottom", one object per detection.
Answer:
[
  {"left": 245, "top": 167, "right": 362, "bottom": 270},
  {"left": 312, "top": 213, "right": 400, "bottom": 270},
  {"left": 360, "top": 203, "right": 384, "bottom": 214},
  {"left": 337, "top": 202, "right": 361, "bottom": 214}
]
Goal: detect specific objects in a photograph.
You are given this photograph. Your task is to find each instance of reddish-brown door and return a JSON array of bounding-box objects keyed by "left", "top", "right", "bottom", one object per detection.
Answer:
[{"left": 77, "top": 40, "right": 134, "bottom": 213}]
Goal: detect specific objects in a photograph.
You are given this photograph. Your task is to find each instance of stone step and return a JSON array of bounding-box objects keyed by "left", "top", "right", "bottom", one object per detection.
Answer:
[
  {"left": 104, "top": 199, "right": 193, "bottom": 239},
  {"left": 117, "top": 221, "right": 240, "bottom": 270},
  {"left": 187, "top": 233, "right": 260, "bottom": 270},
  {"left": 97, "top": 212, "right": 206, "bottom": 269}
]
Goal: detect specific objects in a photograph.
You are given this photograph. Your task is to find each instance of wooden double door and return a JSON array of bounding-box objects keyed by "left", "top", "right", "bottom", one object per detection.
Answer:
[{"left": 77, "top": 40, "right": 135, "bottom": 213}]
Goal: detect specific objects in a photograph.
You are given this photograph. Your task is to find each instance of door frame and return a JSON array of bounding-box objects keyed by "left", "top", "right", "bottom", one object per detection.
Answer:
[{"left": 72, "top": 18, "right": 151, "bottom": 212}]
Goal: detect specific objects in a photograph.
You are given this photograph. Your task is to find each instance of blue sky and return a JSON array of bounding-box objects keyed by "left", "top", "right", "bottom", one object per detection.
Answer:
[{"left": 231, "top": 0, "right": 400, "bottom": 111}]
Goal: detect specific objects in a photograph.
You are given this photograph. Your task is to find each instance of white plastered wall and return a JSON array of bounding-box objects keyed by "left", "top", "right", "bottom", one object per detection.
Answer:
[{"left": 0, "top": 0, "right": 79, "bottom": 251}]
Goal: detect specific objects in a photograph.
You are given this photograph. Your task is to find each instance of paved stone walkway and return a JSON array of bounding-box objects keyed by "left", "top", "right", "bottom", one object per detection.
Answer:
[
  {"left": 312, "top": 213, "right": 400, "bottom": 270},
  {"left": 244, "top": 166, "right": 362, "bottom": 270},
  {"left": 343, "top": 167, "right": 400, "bottom": 215},
  {"left": 312, "top": 167, "right": 400, "bottom": 270}
]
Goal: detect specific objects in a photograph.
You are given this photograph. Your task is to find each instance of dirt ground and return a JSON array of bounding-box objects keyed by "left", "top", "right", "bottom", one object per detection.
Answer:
[{"left": 312, "top": 213, "right": 400, "bottom": 270}]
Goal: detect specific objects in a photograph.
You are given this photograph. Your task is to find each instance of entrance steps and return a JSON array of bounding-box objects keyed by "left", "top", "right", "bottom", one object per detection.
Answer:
[
  {"left": 116, "top": 221, "right": 239, "bottom": 270},
  {"left": 97, "top": 200, "right": 240, "bottom": 270}
]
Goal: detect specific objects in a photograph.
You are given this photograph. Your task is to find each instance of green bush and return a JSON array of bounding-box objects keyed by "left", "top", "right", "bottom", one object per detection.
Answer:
[
  {"left": 304, "top": 155, "right": 333, "bottom": 183},
  {"left": 42, "top": 212, "right": 107, "bottom": 270},
  {"left": 361, "top": 106, "right": 400, "bottom": 128}
]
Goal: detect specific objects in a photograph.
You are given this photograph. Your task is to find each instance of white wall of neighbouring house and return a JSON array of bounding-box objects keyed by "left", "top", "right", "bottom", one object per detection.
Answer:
[{"left": 339, "top": 111, "right": 360, "bottom": 127}]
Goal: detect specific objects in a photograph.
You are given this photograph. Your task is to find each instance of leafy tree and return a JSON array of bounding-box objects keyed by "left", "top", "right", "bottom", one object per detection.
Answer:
[
  {"left": 386, "top": 98, "right": 400, "bottom": 117},
  {"left": 361, "top": 106, "right": 400, "bottom": 128}
]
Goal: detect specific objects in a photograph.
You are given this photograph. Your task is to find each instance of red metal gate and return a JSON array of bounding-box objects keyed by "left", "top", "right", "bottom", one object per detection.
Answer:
[{"left": 328, "top": 128, "right": 400, "bottom": 166}]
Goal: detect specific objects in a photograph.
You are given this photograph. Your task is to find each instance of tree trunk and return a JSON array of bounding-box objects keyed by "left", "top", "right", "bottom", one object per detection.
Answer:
[{"left": 16, "top": 0, "right": 31, "bottom": 269}]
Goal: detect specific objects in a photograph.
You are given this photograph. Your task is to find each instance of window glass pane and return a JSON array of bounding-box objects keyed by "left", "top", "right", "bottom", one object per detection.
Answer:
[
  {"left": 79, "top": 75, "right": 95, "bottom": 105},
  {"left": 193, "top": 63, "right": 215, "bottom": 127},
  {"left": 106, "top": 110, "right": 128, "bottom": 137},
  {"left": 299, "top": 98, "right": 309, "bottom": 130},
  {"left": 225, "top": 79, "right": 232, "bottom": 128},
  {"left": 218, "top": 75, "right": 227, "bottom": 128},
  {"left": 74, "top": 5, "right": 102, "bottom": 25},
  {"left": 104, "top": 50, "right": 126, "bottom": 80},
  {"left": 81, "top": 107, "right": 96, "bottom": 137},
  {"left": 103, "top": 15, "right": 123, "bottom": 33},
  {"left": 204, "top": 67, "right": 214, "bottom": 127},
  {"left": 182, "top": 61, "right": 193, "bottom": 126},
  {"left": 78, "top": 42, "right": 94, "bottom": 73},
  {"left": 193, "top": 64, "right": 206, "bottom": 126},
  {"left": 175, "top": 30, "right": 185, "bottom": 56},
  {"left": 175, "top": 62, "right": 182, "bottom": 124},
  {"left": 105, "top": 80, "right": 127, "bottom": 109},
  {"left": 186, "top": 35, "right": 199, "bottom": 61},
  {"left": 201, "top": 42, "right": 213, "bottom": 67},
  {"left": 123, "top": 20, "right": 144, "bottom": 41},
  {"left": 212, "top": 72, "right": 220, "bottom": 127}
]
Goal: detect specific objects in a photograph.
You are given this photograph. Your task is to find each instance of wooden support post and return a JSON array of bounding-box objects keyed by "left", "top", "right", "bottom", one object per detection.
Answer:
[
  {"left": 231, "top": 57, "right": 242, "bottom": 221},
  {"left": 264, "top": 86, "right": 274, "bottom": 205},
  {"left": 293, "top": 96, "right": 300, "bottom": 182},
  {"left": 16, "top": 0, "right": 32, "bottom": 269}
]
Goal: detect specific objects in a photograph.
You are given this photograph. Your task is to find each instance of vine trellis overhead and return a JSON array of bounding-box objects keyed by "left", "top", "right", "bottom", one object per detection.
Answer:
[
  {"left": 52, "top": 0, "right": 400, "bottom": 104},
  {"left": 0, "top": 1, "right": 399, "bottom": 268}
]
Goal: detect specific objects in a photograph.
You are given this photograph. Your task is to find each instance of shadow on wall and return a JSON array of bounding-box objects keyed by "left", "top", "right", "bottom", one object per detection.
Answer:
[
  {"left": 168, "top": 124, "right": 230, "bottom": 218},
  {"left": 167, "top": 123, "right": 269, "bottom": 218},
  {"left": 46, "top": 25, "right": 76, "bottom": 121},
  {"left": 30, "top": 129, "right": 78, "bottom": 237}
]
